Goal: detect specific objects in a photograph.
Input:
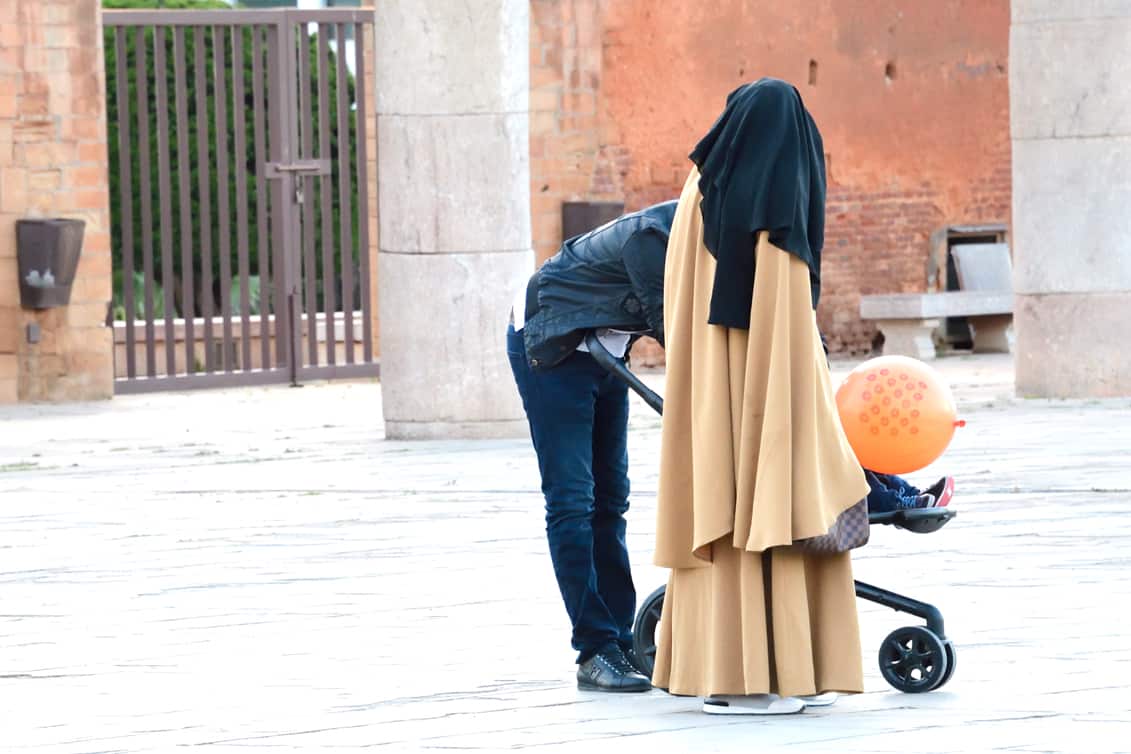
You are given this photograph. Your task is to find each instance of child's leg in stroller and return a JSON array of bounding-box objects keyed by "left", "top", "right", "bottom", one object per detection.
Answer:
[
  {"left": 864, "top": 470, "right": 908, "bottom": 513},
  {"left": 880, "top": 473, "right": 921, "bottom": 498},
  {"left": 865, "top": 471, "right": 955, "bottom": 510},
  {"left": 865, "top": 470, "right": 932, "bottom": 512},
  {"left": 883, "top": 473, "right": 956, "bottom": 507}
]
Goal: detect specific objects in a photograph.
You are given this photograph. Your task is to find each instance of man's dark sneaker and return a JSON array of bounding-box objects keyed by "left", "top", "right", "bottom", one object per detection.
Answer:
[
  {"left": 577, "top": 645, "right": 651, "bottom": 692},
  {"left": 622, "top": 645, "right": 651, "bottom": 678}
]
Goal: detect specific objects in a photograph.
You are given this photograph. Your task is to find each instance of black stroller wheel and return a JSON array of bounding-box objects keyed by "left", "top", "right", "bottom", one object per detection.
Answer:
[
  {"left": 631, "top": 585, "right": 666, "bottom": 679},
  {"left": 878, "top": 626, "right": 949, "bottom": 693},
  {"left": 931, "top": 641, "right": 957, "bottom": 690}
]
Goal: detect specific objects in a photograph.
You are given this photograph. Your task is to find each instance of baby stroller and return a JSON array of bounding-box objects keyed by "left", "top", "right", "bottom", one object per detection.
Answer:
[{"left": 584, "top": 333, "right": 958, "bottom": 694}]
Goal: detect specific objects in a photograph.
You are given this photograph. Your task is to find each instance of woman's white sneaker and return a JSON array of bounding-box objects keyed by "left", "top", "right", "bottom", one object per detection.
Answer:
[
  {"left": 797, "top": 692, "right": 838, "bottom": 707},
  {"left": 702, "top": 694, "right": 806, "bottom": 715}
]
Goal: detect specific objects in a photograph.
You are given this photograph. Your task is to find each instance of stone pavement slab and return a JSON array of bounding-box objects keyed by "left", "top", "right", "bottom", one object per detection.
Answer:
[{"left": 1, "top": 354, "right": 1130, "bottom": 752}]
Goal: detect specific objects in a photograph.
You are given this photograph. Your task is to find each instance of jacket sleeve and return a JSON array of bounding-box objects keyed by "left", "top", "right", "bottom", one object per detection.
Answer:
[{"left": 622, "top": 227, "right": 668, "bottom": 347}]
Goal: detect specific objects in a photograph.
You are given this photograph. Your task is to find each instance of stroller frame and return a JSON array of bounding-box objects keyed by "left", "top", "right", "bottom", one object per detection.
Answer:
[{"left": 584, "top": 333, "right": 958, "bottom": 694}]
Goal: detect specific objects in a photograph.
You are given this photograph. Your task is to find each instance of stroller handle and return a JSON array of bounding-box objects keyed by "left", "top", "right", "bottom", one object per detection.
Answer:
[{"left": 583, "top": 332, "right": 665, "bottom": 415}]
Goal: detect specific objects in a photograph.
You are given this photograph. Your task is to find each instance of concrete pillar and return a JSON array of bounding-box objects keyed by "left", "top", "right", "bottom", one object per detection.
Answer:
[
  {"left": 1011, "top": 1, "right": 1131, "bottom": 397},
  {"left": 375, "top": 0, "right": 532, "bottom": 439}
]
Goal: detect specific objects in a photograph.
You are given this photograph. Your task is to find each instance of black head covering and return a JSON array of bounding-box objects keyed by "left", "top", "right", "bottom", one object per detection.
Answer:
[{"left": 690, "top": 78, "right": 826, "bottom": 329}]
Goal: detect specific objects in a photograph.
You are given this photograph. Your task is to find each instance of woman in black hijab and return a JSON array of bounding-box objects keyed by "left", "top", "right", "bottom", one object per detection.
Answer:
[
  {"left": 650, "top": 79, "right": 871, "bottom": 715},
  {"left": 693, "top": 77, "right": 827, "bottom": 327}
]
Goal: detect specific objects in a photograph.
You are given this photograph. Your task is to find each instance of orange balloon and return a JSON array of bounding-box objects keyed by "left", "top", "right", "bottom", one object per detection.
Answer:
[{"left": 835, "top": 356, "right": 963, "bottom": 475}]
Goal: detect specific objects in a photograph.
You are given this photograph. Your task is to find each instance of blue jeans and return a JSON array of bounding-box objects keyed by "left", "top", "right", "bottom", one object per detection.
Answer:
[
  {"left": 865, "top": 470, "right": 921, "bottom": 512},
  {"left": 506, "top": 324, "right": 636, "bottom": 663}
]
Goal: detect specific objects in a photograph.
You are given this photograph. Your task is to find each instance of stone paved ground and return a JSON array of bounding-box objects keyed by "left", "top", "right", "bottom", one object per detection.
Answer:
[{"left": 2, "top": 354, "right": 1130, "bottom": 753}]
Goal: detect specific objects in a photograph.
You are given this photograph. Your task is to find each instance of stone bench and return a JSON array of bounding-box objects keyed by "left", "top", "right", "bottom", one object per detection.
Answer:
[{"left": 860, "top": 290, "right": 1014, "bottom": 360}]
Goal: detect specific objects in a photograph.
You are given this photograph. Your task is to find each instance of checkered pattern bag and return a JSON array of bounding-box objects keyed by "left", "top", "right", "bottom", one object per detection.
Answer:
[{"left": 794, "top": 498, "right": 870, "bottom": 554}]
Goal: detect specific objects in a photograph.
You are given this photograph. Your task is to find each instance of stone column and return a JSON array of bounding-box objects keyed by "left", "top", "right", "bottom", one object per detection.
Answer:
[
  {"left": 375, "top": 1, "right": 532, "bottom": 439},
  {"left": 1011, "top": 1, "right": 1131, "bottom": 397}
]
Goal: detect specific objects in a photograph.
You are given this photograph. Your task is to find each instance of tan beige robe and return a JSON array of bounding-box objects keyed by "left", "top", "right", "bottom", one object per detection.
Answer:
[{"left": 651, "top": 168, "right": 871, "bottom": 698}]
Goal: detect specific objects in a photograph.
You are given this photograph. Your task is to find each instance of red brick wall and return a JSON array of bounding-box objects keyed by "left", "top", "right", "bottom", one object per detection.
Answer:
[
  {"left": 530, "top": 0, "right": 618, "bottom": 263},
  {"left": 530, "top": 0, "right": 1011, "bottom": 356},
  {"left": 0, "top": 0, "right": 114, "bottom": 402}
]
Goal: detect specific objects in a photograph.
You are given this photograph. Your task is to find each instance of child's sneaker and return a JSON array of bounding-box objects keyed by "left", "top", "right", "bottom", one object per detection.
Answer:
[
  {"left": 897, "top": 491, "right": 934, "bottom": 509},
  {"left": 923, "top": 476, "right": 955, "bottom": 507}
]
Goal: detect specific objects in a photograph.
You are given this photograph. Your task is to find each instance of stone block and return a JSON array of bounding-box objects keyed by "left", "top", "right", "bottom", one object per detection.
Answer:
[
  {"left": 1015, "top": 291, "right": 1131, "bottom": 397},
  {"left": 74, "top": 246, "right": 111, "bottom": 278},
  {"left": 60, "top": 116, "right": 103, "bottom": 142},
  {"left": 968, "top": 314, "right": 1015, "bottom": 354},
  {"left": 0, "top": 314, "right": 17, "bottom": 353},
  {"left": 0, "top": 377, "right": 15, "bottom": 404},
  {"left": 0, "top": 255, "right": 16, "bottom": 288},
  {"left": 62, "top": 345, "right": 113, "bottom": 384},
  {"left": 65, "top": 301, "right": 110, "bottom": 328},
  {"left": 0, "top": 23, "right": 22, "bottom": 49},
  {"left": 76, "top": 141, "right": 106, "bottom": 163},
  {"left": 27, "top": 369, "right": 112, "bottom": 402},
  {"left": 73, "top": 186, "right": 110, "bottom": 211},
  {"left": 378, "top": 250, "right": 532, "bottom": 439},
  {"left": 387, "top": 418, "right": 530, "bottom": 441},
  {"left": 1010, "top": 18, "right": 1131, "bottom": 140},
  {"left": 0, "top": 167, "right": 27, "bottom": 213},
  {"left": 65, "top": 164, "right": 106, "bottom": 189},
  {"left": 28, "top": 168, "right": 62, "bottom": 191},
  {"left": 862, "top": 291, "right": 1016, "bottom": 359},
  {"left": 0, "top": 92, "right": 20, "bottom": 120},
  {"left": 378, "top": 112, "right": 530, "bottom": 254},
  {"left": 1012, "top": 136, "right": 1131, "bottom": 294},
  {"left": 68, "top": 274, "right": 111, "bottom": 305},
  {"left": 375, "top": 0, "right": 528, "bottom": 116},
  {"left": 951, "top": 243, "right": 1012, "bottom": 291},
  {"left": 860, "top": 291, "right": 1014, "bottom": 320},
  {"left": 872, "top": 318, "right": 941, "bottom": 360},
  {"left": 58, "top": 325, "right": 111, "bottom": 355}
]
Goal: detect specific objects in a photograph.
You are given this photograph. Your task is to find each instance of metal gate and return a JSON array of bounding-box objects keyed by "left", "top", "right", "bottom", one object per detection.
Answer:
[{"left": 103, "top": 9, "right": 377, "bottom": 393}]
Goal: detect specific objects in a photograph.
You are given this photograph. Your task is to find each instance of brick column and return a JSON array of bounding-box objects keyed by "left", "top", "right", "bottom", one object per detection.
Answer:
[{"left": 0, "top": 0, "right": 113, "bottom": 404}]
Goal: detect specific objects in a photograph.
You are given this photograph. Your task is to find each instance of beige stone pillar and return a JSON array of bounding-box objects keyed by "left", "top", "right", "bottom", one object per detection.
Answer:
[
  {"left": 1011, "top": 1, "right": 1131, "bottom": 397},
  {"left": 0, "top": 0, "right": 114, "bottom": 404},
  {"left": 375, "top": 1, "right": 532, "bottom": 439}
]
